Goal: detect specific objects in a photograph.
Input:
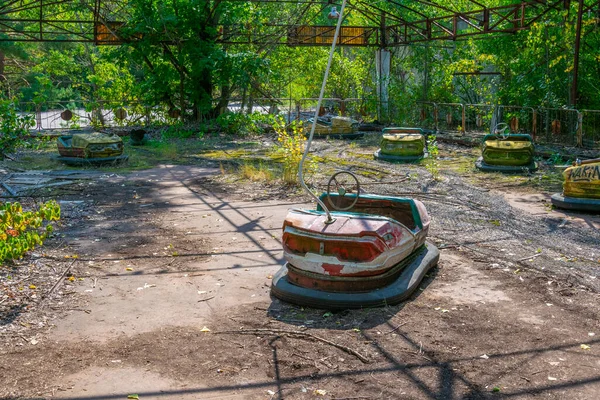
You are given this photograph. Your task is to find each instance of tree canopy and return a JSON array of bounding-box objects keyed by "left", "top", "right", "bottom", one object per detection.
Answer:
[{"left": 1, "top": 0, "right": 599, "bottom": 120}]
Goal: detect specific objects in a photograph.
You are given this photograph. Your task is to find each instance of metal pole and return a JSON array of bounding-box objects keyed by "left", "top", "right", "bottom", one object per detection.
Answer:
[
  {"left": 299, "top": 0, "right": 347, "bottom": 223},
  {"left": 571, "top": 0, "right": 584, "bottom": 106}
]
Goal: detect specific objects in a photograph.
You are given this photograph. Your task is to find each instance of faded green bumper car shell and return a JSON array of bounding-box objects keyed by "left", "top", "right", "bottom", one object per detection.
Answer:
[
  {"left": 476, "top": 133, "right": 537, "bottom": 172},
  {"left": 306, "top": 116, "right": 362, "bottom": 139},
  {"left": 374, "top": 127, "right": 427, "bottom": 162},
  {"left": 57, "top": 132, "right": 128, "bottom": 165}
]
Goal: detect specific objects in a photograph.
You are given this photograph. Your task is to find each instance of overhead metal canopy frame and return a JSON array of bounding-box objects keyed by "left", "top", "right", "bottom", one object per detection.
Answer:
[{"left": 0, "top": 0, "right": 598, "bottom": 46}]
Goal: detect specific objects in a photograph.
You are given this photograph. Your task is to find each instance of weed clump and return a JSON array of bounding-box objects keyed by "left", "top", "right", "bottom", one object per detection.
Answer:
[
  {"left": 425, "top": 135, "right": 441, "bottom": 180},
  {"left": 272, "top": 118, "right": 315, "bottom": 184}
]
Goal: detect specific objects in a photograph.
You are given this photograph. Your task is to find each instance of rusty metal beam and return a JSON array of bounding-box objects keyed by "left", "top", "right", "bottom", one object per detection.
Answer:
[
  {"left": 572, "top": 0, "right": 584, "bottom": 106},
  {"left": 0, "top": 0, "right": 596, "bottom": 47}
]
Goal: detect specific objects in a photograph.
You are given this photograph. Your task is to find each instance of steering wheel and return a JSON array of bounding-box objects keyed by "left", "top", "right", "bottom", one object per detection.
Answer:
[
  {"left": 326, "top": 171, "right": 360, "bottom": 211},
  {"left": 494, "top": 122, "right": 509, "bottom": 140}
]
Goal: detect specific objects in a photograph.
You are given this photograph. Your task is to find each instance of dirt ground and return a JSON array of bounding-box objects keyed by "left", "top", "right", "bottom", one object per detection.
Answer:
[{"left": 1, "top": 134, "right": 600, "bottom": 400}]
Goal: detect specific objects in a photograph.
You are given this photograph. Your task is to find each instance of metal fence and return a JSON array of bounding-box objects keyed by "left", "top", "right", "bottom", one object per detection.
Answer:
[
  {"left": 497, "top": 106, "right": 536, "bottom": 137},
  {"left": 464, "top": 104, "right": 494, "bottom": 136},
  {"left": 534, "top": 108, "right": 581, "bottom": 146},
  {"left": 581, "top": 110, "right": 600, "bottom": 148},
  {"left": 407, "top": 103, "right": 598, "bottom": 148},
  {"left": 18, "top": 101, "right": 178, "bottom": 131},
  {"left": 16, "top": 100, "right": 600, "bottom": 148}
]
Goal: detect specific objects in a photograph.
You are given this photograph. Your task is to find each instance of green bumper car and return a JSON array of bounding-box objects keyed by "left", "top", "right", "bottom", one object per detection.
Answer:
[
  {"left": 57, "top": 132, "right": 128, "bottom": 165},
  {"left": 306, "top": 116, "right": 362, "bottom": 139},
  {"left": 374, "top": 127, "right": 427, "bottom": 162},
  {"left": 551, "top": 159, "right": 600, "bottom": 213},
  {"left": 475, "top": 125, "right": 537, "bottom": 173}
]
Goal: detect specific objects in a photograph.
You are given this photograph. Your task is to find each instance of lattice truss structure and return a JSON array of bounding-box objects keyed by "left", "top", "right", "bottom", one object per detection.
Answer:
[
  {"left": 0, "top": 0, "right": 121, "bottom": 43},
  {"left": 0, "top": 0, "right": 599, "bottom": 45}
]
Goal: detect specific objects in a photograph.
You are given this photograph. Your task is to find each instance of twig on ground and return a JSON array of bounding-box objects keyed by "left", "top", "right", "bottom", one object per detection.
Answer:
[
  {"left": 216, "top": 328, "right": 370, "bottom": 363},
  {"left": 398, "top": 349, "right": 432, "bottom": 362},
  {"left": 517, "top": 253, "right": 542, "bottom": 262},
  {"left": 197, "top": 295, "right": 215, "bottom": 302},
  {"left": 50, "top": 307, "right": 91, "bottom": 313},
  {"left": 385, "top": 321, "right": 408, "bottom": 334},
  {"left": 42, "top": 259, "right": 77, "bottom": 305},
  {"left": 530, "top": 369, "right": 547, "bottom": 376},
  {"left": 358, "top": 178, "right": 411, "bottom": 186},
  {"left": 12, "top": 275, "right": 32, "bottom": 285}
]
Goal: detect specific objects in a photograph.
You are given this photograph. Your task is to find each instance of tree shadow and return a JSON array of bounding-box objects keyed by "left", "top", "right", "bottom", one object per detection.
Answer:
[{"left": 0, "top": 303, "right": 26, "bottom": 327}]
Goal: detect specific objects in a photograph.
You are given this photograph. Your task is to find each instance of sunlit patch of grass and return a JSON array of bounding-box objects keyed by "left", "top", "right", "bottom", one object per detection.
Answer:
[
  {"left": 239, "top": 162, "right": 275, "bottom": 182},
  {"left": 145, "top": 139, "right": 179, "bottom": 160},
  {"left": 345, "top": 151, "right": 373, "bottom": 160}
]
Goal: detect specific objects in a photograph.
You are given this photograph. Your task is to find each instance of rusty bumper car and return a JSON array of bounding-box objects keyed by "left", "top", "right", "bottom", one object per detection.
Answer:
[
  {"left": 374, "top": 127, "right": 427, "bottom": 162},
  {"left": 271, "top": 172, "right": 439, "bottom": 310},
  {"left": 57, "top": 132, "right": 128, "bottom": 165},
  {"left": 475, "top": 125, "right": 537, "bottom": 173},
  {"left": 551, "top": 158, "right": 600, "bottom": 213},
  {"left": 306, "top": 116, "right": 362, "bottom": 139}
]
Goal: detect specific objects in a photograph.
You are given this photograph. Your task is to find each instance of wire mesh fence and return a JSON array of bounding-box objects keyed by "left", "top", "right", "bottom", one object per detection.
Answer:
[
  {"left": 534, "top": 108, "right": 581, "bottom": 146},
  {"left": 579, "top": 110, "right": 600, "bottom": 148},
  {"left": 436, "top": 103, "right": 465, "bottom": 134},
  {"left": 465, "top": 104, "right": 494, "bottom": 136},
  {"left": 496, "top": 106, "right": 536, "bottom": 136}
]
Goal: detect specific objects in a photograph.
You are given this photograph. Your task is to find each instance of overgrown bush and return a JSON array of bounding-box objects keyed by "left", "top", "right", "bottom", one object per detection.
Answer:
[
  {"left": 0, "top": 99, "right": 35, "bottom": 159},
  {"left": 0, "top": 201, "right": 60, "bottom": 264},
  {"left": 216, "top": 112, "right": 273, "bottom": 136},
  {"left": 272, "top": 117, "right": 315, "bottom": 184}
]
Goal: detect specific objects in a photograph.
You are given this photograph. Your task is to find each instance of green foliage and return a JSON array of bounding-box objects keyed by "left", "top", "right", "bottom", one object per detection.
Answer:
[
  {"left": 0, "top": 201, "right": 60, "bottom": 265},
  {"left": 216, "top": 113, "right": 266, "bottom": 136},
  {"left": 0, "top": 98, "right": 35, "bottom": 158},
  {"left": 4, "top": 0, "right": 600, "bottom": 118},
  {"left": 272, "top": 117, "right": 315, "bottom": 184},
  {"left": 161, "top": 125, "right": 205, "bottom": 140},
  {"left": 549, "top": 152, "right": 564, "bottom": 165}
]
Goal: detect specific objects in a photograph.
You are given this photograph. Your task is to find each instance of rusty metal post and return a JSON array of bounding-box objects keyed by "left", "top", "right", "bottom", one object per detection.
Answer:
[
  {"left": 571, "top": 0, "right": 584, "bottom": 106},
  {"left": 461, "top": 103, "right": 466, "bottom": 135},
  {"left": 145, "top": 106, "right": 150, "bottom": 126},
  {"left": 36, "top": 103, "right": 42, "bottom": 131},
  {"left": 0, "top": 51, "right": 5, "bottom": 83},
  {"left": 576, "top": 111, "right": 583, "bottom": 147},
  {"left": 532, "top": 108, "right": 537, "bottom": 141}
]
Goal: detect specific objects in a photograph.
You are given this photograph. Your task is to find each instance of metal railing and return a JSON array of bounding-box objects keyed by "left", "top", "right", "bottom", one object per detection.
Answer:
[
  {"left": 16, "top": 99, "right": 600, "bottom": 148},
  {"left": 580, "top": 110, "right": 600, "bottom": 148}
]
